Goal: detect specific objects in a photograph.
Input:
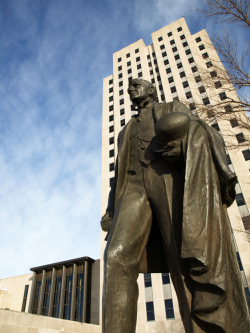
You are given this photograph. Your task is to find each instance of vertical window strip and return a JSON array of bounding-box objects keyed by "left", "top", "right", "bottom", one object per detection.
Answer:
[
  {"left": 21, "top": 285, "right": 29, "bottom": 312},
  {"left": 53, "top": 272, "right": 62, "bottom": 318},
  {"left": 64, "top": 271, "right": 73, "bottom": 320},
  {"left": 162, "top": 273, "right": 175, "bottom": 320},
  {"left": 42, "top": 276, "right": 52, "bottom": 316},
  {"left": 75, "top": 266, "right": 84, "bottom": 321}
]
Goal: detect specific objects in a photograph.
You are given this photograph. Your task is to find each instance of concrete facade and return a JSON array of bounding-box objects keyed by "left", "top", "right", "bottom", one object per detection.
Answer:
[
  {"left": 101, "top": 17, "right": 250, "bottom": 332},
  {"left": 0, "top": 309, "right": 101, "bottom": 333}
]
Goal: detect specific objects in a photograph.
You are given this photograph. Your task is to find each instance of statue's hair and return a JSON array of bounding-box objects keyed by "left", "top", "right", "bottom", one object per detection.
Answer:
[{"left": 128, "top": 78, "right": 157, "bottom": 101}]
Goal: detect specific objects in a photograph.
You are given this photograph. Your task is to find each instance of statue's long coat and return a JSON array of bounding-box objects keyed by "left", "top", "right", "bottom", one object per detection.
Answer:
[{"left": 107, "top": 101, "right": 250, "bottom": 332}]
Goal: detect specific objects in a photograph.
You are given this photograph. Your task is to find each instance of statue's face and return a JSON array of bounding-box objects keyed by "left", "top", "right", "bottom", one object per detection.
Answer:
[{"left": 128, "top": 80, "right": 150, "bottom": 104}]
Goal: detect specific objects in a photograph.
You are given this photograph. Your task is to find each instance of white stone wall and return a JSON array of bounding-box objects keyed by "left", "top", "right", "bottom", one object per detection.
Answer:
[{"left": 0, "top": 309, "right": 101, "bottom": 333}]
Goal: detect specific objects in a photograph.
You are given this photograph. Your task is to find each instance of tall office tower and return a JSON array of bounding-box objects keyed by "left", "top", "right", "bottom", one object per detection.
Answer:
[{"left": 101, "top": 17, "right": 250, "bottom": 332}]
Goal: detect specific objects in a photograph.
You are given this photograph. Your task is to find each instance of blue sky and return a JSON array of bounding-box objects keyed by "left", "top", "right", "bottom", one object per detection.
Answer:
[{"left": 0, "top": 0, "right": 247, "bottom": 279}]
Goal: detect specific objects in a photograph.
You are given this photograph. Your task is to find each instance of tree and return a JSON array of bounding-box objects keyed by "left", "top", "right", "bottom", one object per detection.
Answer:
[{"left": 188, "top": 0, "right": 250, "bottom": 148}]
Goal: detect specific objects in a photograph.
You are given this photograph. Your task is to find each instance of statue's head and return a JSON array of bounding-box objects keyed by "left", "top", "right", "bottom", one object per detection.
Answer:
[{"left": 127, "top": 78, "right": 157, "bottom": 106}]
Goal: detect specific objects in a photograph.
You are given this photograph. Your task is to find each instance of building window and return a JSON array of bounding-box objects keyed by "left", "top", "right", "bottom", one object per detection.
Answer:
[
  {"left": 196, "top": 37, "right": 201, "bottom": 43},
  {"left": 144, "top": 273, "right": 152, "bottom": 287},
  {"left": 109, "top": 96, "right": 113, "bottom": 102},
  {"left": 236, "top": 252, "right": 244, "bottom": 271},
  {"left": 151, "top": 78, "right": 155, "bottom": 83},
  {"left": 195, "top": 76, "right": 202, "bottom": 83},
  {"left": 148, "top": 62, "right": 152, "bottom": 67},
  {"left": 186, "top": 91, "right": 192, "bottom": 99},
  {"left": 188, "top": 57, "right": 194, "bottom": 63},
  {"left": 180, "top": 71, "right": 186, "bottom": 78},
  {"left": 162, "top": 273, "right": 170, "bottom": 284},
  {"left": 202, "top": 52, "right": 209, "bottom": 59},
  {"left": 230, "top": 118, "right": 239, "bottom": 128},
  {"left": 159, "top": 84, "right": 163, "bottom": 91},
  {"left": 21, "top": 285, "right": 29, "bottom": 312},
  {"left": 138, "top": 72, "right": 143, "bottom": 77},
  {"left": 226, "top": 154, "right": 232, "bottom": 165},
  {"left": 158, "top": 36, "right": 163, "bottom": 41},
  {"left": 127, "top": 61, "right": 131, "bottom": 66},
  {"left": 119, "top": 81, "right": 123, "bottom": 87},
  {"left": 164, "top": 59, "right": 169, "bottom": 65},
  {"left": 150, "top": 70, "right": 153, "bottom": 75},
  {"left": 126, "top": 53, "right": 130, "bottom": 58},
  {"left": 118, "top": 57, "right": 121, "bottom": 62},
  {"left": 199, "top": 44, "right": 205, "bottom": 51},
  {"left": 155, "top": 67, "right": 159, "bottom": 73},
  {"left": 52, "top": 273, "right": 62, "bottom": 318},
  {"left": 215, "top": 81, "right": 222, "bottom": 89},
  {"left": 242, "top": 216, "right": 250, "bottom": 231},
  {"left": 110, "top": 163, "right": 114, "bottom": 172},
  {"left": 162, "top": 52, "right": 167, "bottom": 57},
  {"left": 109, "top": 79, "right": 113, "bottom": 85},
  {"left": 161, "top": 94, "right": 165, "bottom": 101},
  {"left": 203, "top": 97, "right": 210, "bottom": 105},
  {"left": 183, "top": 81, "right": 189, "bottom": 88},
  {"left": 207, "top": 109, "right": 215, "bottom": 118},
  {"left": 244, "top": 288, "right": 250, "bottom": 309},
  {"left": 128, "top": 68, "right": 132, "bottom": 74},
  {"left": 168, "top": 32, "right": 172, "bottom": 37},
  {"left": 166, "top": 68, "right": 171, "bottom": 74},
  {"left": 121, "top": 119, "right": 125, "bottom": 126},
  {"left": 63, "top": 270, "right": 73, "bottom": 320},
  {"left": 191, "top": 66, "right": 198, "bottom": 72},
  {"left": 171, "top": 87, "right": 177, "bottom": 93},
  {"left": 147, "top": 55, "right": 150, "bottom": 59},
  {"left": 136, "top": 56, "right": 140, "bottom": 62},
  {"left": 189, "top": 103, "right": 196, "bottom": 111},
  {"left": 118, "top": 65, "right": 122, "bottom": 71},
  {"left": 210, "top": 71, "right": 217, "bottom": 78},
  {"left": 236, "top": 133, "right": 246, "bottom": 143},
  {"left": 205, "top": 61, "right": 213, "bottom": 69},
  {"left": 110, "top": 177, "right": 115, "bottom": 187},
  {"left": 75, "top": 266, "right": 84, "bottom": 322},
  {"left": 157, "top": 75, "right": 161, "bottom": 81},
  {"left": 154, "top": 59, "right": 158, "bottom": 65},
  {"left": 224, "top": 105, "right": 232, "bottom": 113},
  {"left": 199, "top": 86, "right": 206, "bottom": 94},
  {"left": 109, "top": 137, "right": 114, "bottom": 145},
  {"left": 109, "top": 105, "right": 113, "bottom": 112},
  {"left": 152, "top": 52, "right": 155, "bottom": 57},
  {"left": 212, "top": 123, "right": 220, "bottom": 131},
  {"left": 174, "top": 54, "right": 180, "bottom": 60},
  {"left": 137, "top": 64, "right": 141, "bottom": 70},
  {"left": 180, "top": 34, "right": 185, "bottom": 40},
  {"left": 131, "top": 105, "right": 136, "bottom": 111},
  {"left": 32, "top": 274, "right": 42, "bottom": 314},
  {"left": 42, "top": 275, "right": 52, "bottom": 316},
  {"left": 219, "top": 92, "right": 227, "bottom": 100},
  {"left": 109, "top": 149, "right": 114, "bottom": 158},
  {"left": 146, "top": 302, "right": 155, "bottom": 321},
  {"left": 177, "top": 27, "right": 182, "bottom": 32},
  {"left": 165, "top": 299, "right": 175, "bottom": 319},
  {"left": 172, "top": 47, "right": 177, "bottom": 52},
  {"left": 109, "top": 126, "right": 114, "bottom": 133},
  {"left": 173, "top": 96, "right": 179, "bottom": 101},
  {"left": 135, "top": 48, "right": 139, "bottom": 53},
  {"left": 119, "top": 89, "right": 123, "bottom": 96},
  {"left": 109, "top": 115, "right": 113, "bottom": 122},
  {"left": 185, "top": 49, "right": 191, "bottom": 55},
  {"left": 120, "top": 99, "right": 124, "bottom": 105},
  {"left": 118, "top": 73, "right": 122, "bottom": 79},
  {"left": 177, "top": 62, "right": 183, "bottom": 69},
  {"left": 183, "top": 41, "right": 188, "bottom": 47},
  {"left": 236, "top": 193, "right": 246, "bottom": 206},
  {"left": 109, "top": 87, "right": 113, "bottom": 93},
  {"left": 160, "top": 44, "right": 165, "bottom": 50},
  {"left": 242, "top": 149, "right": 250, "bottom": 161},
  {"left": 170, "top": 39, "right": 175, "bottom": 45}
]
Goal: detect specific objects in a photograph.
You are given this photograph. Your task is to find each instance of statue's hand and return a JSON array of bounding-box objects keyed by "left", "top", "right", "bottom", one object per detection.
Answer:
[
  {"left": 162, "top": 139, "right": 182, "bottom": 163},
  {"left": 101, "top": 211, "right": 113, "bottom": 232}
]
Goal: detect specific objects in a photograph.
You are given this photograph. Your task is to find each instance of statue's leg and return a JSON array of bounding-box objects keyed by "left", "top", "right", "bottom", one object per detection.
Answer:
[{"left": 103, "top": 169, "right": 152, "bottom": 333}]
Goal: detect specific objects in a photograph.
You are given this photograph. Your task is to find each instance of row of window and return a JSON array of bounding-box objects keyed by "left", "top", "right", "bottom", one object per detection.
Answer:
[
  {"left": 157, "top": 27, "right": 183, "bottom": 43},
  {"left": 117, "top": 49, "right": 140, "bottom": 63}
]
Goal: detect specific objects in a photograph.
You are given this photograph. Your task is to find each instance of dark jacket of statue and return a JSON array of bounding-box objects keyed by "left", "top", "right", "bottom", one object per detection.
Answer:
[{"left": 107, "top": 101, "right": 250, "bottom": 333}]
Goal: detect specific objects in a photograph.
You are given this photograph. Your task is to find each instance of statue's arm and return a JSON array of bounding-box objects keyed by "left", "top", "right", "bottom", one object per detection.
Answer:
[{"left": 101, "top": 132, "right": 121, "bottom": 232}]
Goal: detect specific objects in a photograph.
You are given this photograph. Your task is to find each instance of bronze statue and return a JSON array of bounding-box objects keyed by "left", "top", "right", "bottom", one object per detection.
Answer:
[{"left": 101, "top": 78, "right": 250, "bottom": 333}]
